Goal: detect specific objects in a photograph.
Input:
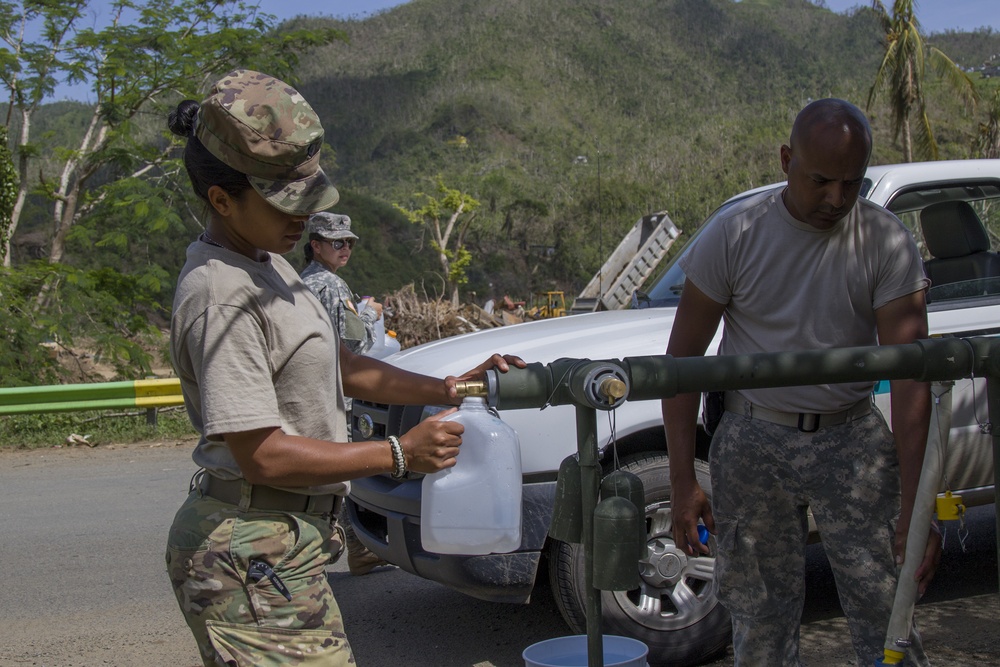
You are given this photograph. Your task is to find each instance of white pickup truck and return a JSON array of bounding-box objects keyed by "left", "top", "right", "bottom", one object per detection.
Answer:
[{"left": 347, "top": 159, "right": 1000, "bottom": 667}]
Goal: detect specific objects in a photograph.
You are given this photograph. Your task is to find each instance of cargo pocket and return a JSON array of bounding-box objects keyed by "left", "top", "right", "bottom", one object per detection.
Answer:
[
  {"left": 206, "top": 620, "right": 354, "bottom": 667},
  {"left": 234, "top": 511, "right": 341, "bottom": 630},
  {"left": 329, "top": 520, "right": 346, "bottom": 565},
  {"left": 166, "top": 544, "right": 247, "bottom": 624},
  {"left": 713, "top": 517, "right": 762, "bottom": 619}
]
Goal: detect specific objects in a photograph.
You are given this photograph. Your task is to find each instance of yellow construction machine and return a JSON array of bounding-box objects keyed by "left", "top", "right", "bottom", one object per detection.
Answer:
[{"left": 526, "top": 291, "right": 567, "bottom": 319}]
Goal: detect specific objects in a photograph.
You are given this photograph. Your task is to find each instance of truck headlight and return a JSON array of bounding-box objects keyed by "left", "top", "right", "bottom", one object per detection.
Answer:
[{"left": 357, "top": 412, "right": 375, "bottom": 439}]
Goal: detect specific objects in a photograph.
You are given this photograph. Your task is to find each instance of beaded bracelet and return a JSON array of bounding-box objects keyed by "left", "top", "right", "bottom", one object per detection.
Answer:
[{"left": 388, "top": 435, "right": 407, "bottom": 479}]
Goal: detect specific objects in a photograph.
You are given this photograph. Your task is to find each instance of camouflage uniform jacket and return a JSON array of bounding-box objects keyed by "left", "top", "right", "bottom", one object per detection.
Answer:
[{"left": 301, "top": 261, "right": 378, "bottom": 355}]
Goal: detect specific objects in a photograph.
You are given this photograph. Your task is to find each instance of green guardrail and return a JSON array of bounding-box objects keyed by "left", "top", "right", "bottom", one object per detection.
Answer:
[{"left": 0, "top": 378, "right": 184, "bottom": 415}]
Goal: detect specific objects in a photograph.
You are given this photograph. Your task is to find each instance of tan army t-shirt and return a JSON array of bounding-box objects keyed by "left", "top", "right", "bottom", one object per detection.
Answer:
[
  {"left": 171, "top": 241, "right": 348, "bottom": 496},
  {"left": 680, "top": 187, "right": 929, "bottom": 414}
]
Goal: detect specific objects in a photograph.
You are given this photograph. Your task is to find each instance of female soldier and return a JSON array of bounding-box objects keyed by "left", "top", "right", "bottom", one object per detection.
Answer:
[
  {"left": 300, "top": 212, "right": 393, "bottom": 576},
  {"left": 301, "top": 212, "right": 384, "bottom": 357},
  {"left": 165, "top": 69, "right": 522, "bottom": 666}
]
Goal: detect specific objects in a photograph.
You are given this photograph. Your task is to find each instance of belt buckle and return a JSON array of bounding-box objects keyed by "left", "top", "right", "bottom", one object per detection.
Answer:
[
  {"left": 797, "top": 413, "right": 820, "bottom": 433},
  {"left": 306, "top": 494, "right": 326, "bottom": 515}
]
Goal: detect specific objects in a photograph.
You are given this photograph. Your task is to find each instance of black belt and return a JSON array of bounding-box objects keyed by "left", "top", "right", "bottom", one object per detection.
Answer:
[
  {"left": 723, "top": 393, "right": 871, "bottom": 433},
  {"left": 198, "top": 472, "right": 338, "bottom": 516}
]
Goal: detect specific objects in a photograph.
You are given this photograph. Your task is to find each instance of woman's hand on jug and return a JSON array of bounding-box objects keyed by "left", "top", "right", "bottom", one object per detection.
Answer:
[{"left": 400, "top": 409, "right": 463, "bottom": 473}]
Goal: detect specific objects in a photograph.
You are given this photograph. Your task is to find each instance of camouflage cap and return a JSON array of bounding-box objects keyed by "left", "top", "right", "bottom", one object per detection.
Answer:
[
  {"left": 308, "top": 212, "right": 358, "bottom": 240},
  {"left": 196, "top": 69, "right": 339, "bottom": 215}
]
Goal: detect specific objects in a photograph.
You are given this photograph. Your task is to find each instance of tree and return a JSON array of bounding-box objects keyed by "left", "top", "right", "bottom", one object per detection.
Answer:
[
  {"left": 0, "top": 124, "right": 16, "bottom": 260},
  {"left": 394, "top": 177, "right": 481, "bottom": 306},
  {"left": 0, "top": 260, "right": 166, "bottom": 385},
  {"left": 973, "top": 88, "right": 1000, "bottom": 159},
  {"left": 866, "top": 0, "right": 979, "bottom": 162},
  {"left": 0, "top": 0, "right": 344, "bottom": 267}
]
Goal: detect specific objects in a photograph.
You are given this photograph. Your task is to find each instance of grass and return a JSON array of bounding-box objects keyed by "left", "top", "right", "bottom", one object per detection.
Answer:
[{"left": 0, "top": 407, "right": 198, "bottom": 450}]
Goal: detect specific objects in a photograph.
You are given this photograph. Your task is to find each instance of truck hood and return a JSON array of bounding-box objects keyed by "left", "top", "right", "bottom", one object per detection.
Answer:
[
  {"left": 387, "top": 308, "right": 678, "bottom": 376},
  {"left": 382, "top": 309, "right": 686, "bottom": 474}
]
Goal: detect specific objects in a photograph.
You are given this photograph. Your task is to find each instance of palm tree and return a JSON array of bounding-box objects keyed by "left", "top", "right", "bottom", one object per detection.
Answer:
[
  {"left": 867, "top": 0, "right": 979, "bottom": 162},
  {"left": 973, "top": 89, "right": 1000, "bottom": 159}
]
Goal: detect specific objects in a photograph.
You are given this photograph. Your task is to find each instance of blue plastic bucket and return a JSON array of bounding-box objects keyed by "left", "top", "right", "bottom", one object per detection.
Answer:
[{"left": 522, "top": 635, "right": 648, "bottom": 667}]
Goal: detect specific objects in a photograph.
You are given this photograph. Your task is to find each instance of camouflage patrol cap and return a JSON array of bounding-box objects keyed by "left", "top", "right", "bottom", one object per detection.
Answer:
[
  {"left": 308, "top": 212, "right": 358, "bottom": 240},
  {"left": 196, "top": 69, "right": 339, "bottom": 215}
]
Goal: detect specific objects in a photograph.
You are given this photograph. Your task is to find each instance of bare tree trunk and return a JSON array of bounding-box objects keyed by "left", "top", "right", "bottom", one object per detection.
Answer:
[
  {"left": 902, "top": 115, "right": 913, "bottom": 163},
  {"left": 437, "top": 248, "right": 454, "bottom": 301},
  {"left": 902, "top": 58, "right": 915, "bottom": 163},
  {"left": 48, "top": 184, "right": 81, "bottom": 264},
  {"left": 47, "top": 109, "right": 105, "bottom": 264},
  {"left": 3, "top": 107, "right": 33, "bottom": 267},
  {"left": 429, "top": 202, "right": 466, "bottom": 305}
]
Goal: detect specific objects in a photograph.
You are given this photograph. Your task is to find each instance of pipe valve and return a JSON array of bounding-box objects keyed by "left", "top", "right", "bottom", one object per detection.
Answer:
[
  {"left": 600, "top": 377, "right": 627, "bottom": 404},
  {"left": 579, "top": 364, "right": 630, "bottom": 410}
]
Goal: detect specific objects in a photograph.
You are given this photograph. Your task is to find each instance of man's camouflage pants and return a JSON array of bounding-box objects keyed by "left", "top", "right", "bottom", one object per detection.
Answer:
[
  {"left": 709, "top": 407, "right": 929, "bottom": 666},
  {"left": 165, "top": 490, "right": 353, "bottom": 667}
]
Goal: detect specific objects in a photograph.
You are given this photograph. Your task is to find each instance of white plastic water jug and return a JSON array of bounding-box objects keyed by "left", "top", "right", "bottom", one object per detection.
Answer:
[
  {"left": 361, "top": 316, "right": 396, "bottom": 360},
  {"left": 383, "top": 329, "right": 401, "bottom": 356},
  {"left": 367, "top": 315, "right": 387, "bottom": 357},
  {"left": 420, "top": 397, "right": 522, "bottom": 554}
]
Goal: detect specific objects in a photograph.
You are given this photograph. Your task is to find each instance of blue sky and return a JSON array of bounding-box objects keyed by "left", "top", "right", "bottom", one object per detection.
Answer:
[
  {"left": 42, "top": 0, "right": 1000, "bottom": 101},
  {"left": 820, "top": 0, "right": 998, "bottom": 33}
]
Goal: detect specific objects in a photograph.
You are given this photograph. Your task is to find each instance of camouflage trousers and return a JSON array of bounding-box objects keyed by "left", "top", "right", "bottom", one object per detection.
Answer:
[
  {"left": 710, "top": 408, "right": 929, "bottom": 667},
  {"left": 165, "top": 489, "right": 354, "bottom": 667}
]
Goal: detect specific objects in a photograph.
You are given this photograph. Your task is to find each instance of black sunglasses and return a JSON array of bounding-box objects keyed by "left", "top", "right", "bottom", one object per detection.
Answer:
[{"left": 324, "top": 238, "right": 356, "bottom": 250}]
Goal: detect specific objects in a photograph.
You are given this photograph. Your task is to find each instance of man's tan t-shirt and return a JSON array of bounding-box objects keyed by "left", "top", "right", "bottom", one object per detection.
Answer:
[
  {"left": 680, "top": 187, "right": 928, "bottom": 414},
  {"left": 171, "top": 241, "right": 348, "bottom": 496}
]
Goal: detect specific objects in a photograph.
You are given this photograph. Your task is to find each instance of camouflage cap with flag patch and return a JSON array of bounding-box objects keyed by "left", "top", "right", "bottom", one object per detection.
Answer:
[
  {"left": 308, "top": 212, "right": 358, "bottom": 240},
  {"left": 196, "top": 69, "right": 339, "bottom": 215}
]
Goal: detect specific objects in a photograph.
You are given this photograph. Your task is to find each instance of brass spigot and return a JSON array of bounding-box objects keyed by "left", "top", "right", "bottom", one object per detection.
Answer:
[
  {"left": 454, "top": 380, "right": 488, "bottom": 397},
  {"left": 600, "top": 377, "right": 627, "bottom": 406}
]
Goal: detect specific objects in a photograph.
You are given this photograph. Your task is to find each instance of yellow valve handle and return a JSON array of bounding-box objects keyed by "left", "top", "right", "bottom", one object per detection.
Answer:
[
  {"left": 936, "top": 491, "right": 965, "bottom": 521},
  {"left": 881, "top": 648, "right": 905, "bottom": 664}
]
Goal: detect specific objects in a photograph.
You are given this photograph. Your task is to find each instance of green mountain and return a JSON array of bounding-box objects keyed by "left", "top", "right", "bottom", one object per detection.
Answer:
[
  {"left": 17, "top": 0, "right": 1000, "bottom": 306},
  {"left": 282, "top": 0, "right": 998, "bottom": 302}
]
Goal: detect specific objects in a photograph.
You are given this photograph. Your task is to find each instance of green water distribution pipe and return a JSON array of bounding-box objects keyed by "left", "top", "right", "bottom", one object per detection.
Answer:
[
  {"left": 481, "top": 336, "right": 1000, "bottom": 667},
  {"left": 0, "top": 378, "right": 183, "bottom": 415}
]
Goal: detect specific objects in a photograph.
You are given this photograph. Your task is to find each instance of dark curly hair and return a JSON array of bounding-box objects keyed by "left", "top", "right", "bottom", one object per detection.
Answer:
[{"left": 168, "top": 99, "right": 253, "bottom": 204}]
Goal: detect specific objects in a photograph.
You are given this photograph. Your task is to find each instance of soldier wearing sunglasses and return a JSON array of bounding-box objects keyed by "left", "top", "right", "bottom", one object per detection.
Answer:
[
  {"left": 301, "top": 211, "right": 394, "bottom": 576},
  {"left": 302, "top": 212, "right": 383, "bottom": 357}
]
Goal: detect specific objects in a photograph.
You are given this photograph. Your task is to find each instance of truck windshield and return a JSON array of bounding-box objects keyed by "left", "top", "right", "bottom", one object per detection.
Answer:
[{"left": 634, "top": 195, "right": 750, "bottom": 309}]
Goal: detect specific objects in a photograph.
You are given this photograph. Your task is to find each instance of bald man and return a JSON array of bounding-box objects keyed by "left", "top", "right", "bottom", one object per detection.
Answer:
[{"left": 662, "top": 99, "right": 939, "bottom": 665}]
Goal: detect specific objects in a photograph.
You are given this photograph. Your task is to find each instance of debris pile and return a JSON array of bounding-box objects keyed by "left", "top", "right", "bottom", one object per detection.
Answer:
[{"left": 382, "top": 284, "right": 509, "bottom": 349}]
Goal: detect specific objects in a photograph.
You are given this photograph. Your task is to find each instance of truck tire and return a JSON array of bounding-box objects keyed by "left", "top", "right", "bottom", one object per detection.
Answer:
[{"left": 547, "top": 452, "right": 730, "bottom": 667}]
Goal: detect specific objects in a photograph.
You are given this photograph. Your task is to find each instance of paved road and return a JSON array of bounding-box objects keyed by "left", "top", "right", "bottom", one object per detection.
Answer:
[{"left": 0, "top": 441, "right": 996, "bottom": 666}]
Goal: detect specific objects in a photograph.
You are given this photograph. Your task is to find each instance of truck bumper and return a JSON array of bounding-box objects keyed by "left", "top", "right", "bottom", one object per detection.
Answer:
[{"left": 346, "top": 475, "right": 556, "bottom": 604}]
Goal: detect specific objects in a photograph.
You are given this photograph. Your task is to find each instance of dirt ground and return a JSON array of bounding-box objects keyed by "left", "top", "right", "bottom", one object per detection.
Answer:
[{"left": 47, "top": 334, "right": 174, "bottom": 384}]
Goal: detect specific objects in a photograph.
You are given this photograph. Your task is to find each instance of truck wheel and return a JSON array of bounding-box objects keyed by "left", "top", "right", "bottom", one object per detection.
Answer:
[{"left": 547, "top": 452, "right": 730, "bottom": 667}]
